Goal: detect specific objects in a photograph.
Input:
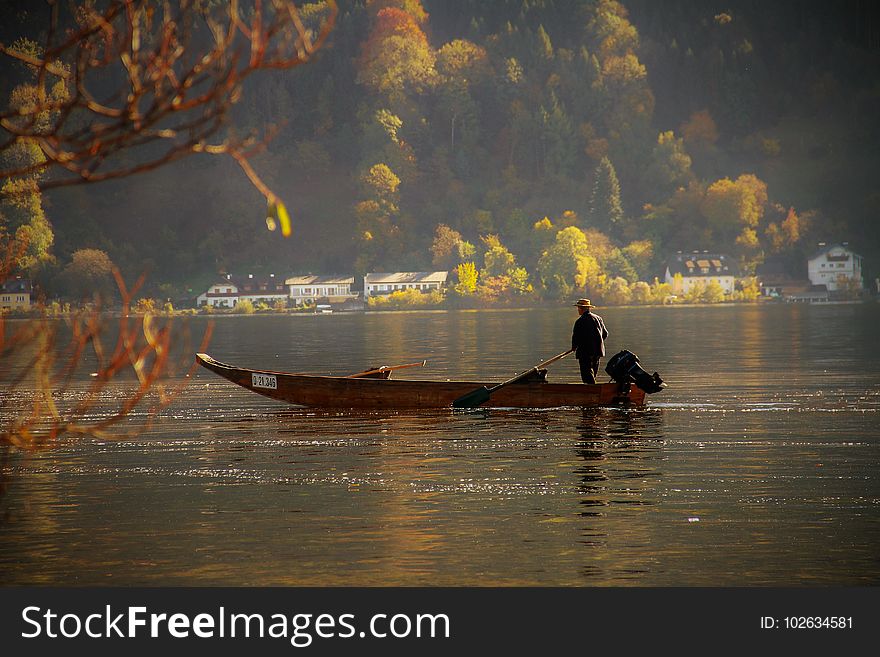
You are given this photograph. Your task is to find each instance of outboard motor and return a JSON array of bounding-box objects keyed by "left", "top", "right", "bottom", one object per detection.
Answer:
[{"left": 605, "top": 350, "right": 666, "bottom": 394}]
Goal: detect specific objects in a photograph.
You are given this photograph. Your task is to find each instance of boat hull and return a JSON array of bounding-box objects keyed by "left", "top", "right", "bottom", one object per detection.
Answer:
[{"left": 196, "top": 353, "right": 646, "bottom": 409}]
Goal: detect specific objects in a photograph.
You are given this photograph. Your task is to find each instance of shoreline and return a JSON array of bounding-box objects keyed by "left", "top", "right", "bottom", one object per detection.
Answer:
[{"left": 3, "top": 297, "right": 875, "bottom": 320}]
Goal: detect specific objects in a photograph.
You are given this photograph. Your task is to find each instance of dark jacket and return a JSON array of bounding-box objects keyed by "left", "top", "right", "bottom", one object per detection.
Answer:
[{"left": 571, "top": 311, "right": 608, "bottom": 360}]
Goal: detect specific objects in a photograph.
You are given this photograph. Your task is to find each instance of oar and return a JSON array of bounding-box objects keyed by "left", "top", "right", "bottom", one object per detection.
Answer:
[
  {"left": 452, "top": 349, "right": 574, "bottom": 408},
  {"left": 345, "top": 360, "right": 427, "bottom": 378}
]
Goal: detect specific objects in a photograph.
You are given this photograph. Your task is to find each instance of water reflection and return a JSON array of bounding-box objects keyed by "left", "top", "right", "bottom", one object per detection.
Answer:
[
  {"left": 574, "top": 408, "right": 665, "bottom": 514},
  {"left": 572, "top": 408, "right": 666, "bottom": 582}
]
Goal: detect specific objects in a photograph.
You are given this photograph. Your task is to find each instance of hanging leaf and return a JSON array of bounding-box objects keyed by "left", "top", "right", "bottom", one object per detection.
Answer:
[
  {"left": 275, "top": 200, "right": 292, "bottom": 237},
  {"left": 266, "top": 199, "right": 275, "bottom": 230},
  {"left": 266, "top": 199, "right": 291, "bottom": 236}
]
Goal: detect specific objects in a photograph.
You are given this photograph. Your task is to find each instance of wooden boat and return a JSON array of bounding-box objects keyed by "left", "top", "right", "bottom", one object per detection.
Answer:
[{"left": 196, "top": 353, "right": 646, "bottom": 409}]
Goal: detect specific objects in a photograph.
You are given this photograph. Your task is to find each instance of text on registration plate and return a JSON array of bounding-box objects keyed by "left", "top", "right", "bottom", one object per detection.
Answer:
[{"left": 252, "top": 373, "right": 277, "bottom": 389}]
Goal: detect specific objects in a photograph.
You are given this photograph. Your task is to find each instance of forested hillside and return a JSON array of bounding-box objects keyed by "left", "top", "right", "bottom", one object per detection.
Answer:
[{"left": 2, "top": 0, "right": 878, "bottom": 301}]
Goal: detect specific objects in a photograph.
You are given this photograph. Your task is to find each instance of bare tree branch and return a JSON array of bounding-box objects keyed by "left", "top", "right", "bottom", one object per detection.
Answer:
[
  {"left": 0, "top": 0, "right": 337, "bottom": 207},
  {"left": 1, "top": 247, "right": 215, "bottom": 449}
]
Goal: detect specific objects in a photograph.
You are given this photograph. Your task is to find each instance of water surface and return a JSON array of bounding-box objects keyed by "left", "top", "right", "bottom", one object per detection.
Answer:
[{"left": 2, "top": 304, "right": 878, "bottom": 585}]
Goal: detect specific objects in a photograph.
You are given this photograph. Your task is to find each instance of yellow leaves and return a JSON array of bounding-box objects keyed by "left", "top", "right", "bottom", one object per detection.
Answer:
[
  {"left": 436, "top": 39, "right": 488, "bottom": 79},
  {"left": 765, "top": 207, "right": 802, "bottom": 252},
  {"left": 266, "top": 199, "right": 292, "bottom": 237},
  {"left": 276, "top": 202, "right": 291, "bottom": 237},
  {"left": 454, "top": 261, "right": 478, "bottom": 294},
  {"left": 362, "top": 162, "right": 401, "bottom": 197},
  {"left": 358, "top": 12, "right": 438, "bottom": 94},
  {"left": 504, "top": 57, "right": 523, "bottom": 84},
  {"left": 657, "top": 130, "right": 677, "bottom": 146},
  {"left": 703, "top": 173, "right": 768, "bottom": 232},
  {"left": 601, "top": 52, "right": 646, "bottom": 83},
  {"left": 780, "top": 207, "right": 801, "bottom": 244},
  {"left": 735, "top": 227, "right": 759, "bottom": 251},
  {"left": 593, "top": 1, "right": 640, "bottom": 59}
]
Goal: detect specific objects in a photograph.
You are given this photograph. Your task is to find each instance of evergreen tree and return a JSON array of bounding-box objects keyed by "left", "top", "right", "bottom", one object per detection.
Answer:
[
  {"left": 588, "top": 156, "right": 624, "bottom": 235},
  {"left": 535, "top": 24, "right": 554, "bottom": 62},
  {"left": 541, "top": 92, "right": 576, "bottom": 177}
]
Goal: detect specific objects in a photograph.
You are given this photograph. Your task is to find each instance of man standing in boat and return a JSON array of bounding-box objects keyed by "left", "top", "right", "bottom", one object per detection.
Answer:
[{"left": 571, "top": 298, "right": 608, "bottom": 384}]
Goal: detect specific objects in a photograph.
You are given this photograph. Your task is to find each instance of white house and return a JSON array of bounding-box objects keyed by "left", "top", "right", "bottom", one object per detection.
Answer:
[
  {"left": 363, "top": 272, "right": 448, "bottom": 297},
  {"left": 664, "top": 252, "right": 736, "bottom": 295},
  {"left": 807, "top": 243, "right": 862, "bottom": 291},
  {"left": 197, "top": 280, "right": 239, "bottom": 308},
  {"left": 197, "top": 274, "right": 288, "bottom": 308},
  {"left": 0, "top": 277, "right": 32, "bottom": 310},
  {"left": 285, "top": 275, "right": 357, "bottom": 306}
]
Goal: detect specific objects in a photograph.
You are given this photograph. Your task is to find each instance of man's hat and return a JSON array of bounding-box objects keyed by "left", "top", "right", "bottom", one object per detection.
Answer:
[{"left": 573, "top": 298, "right": 595, "bottom": 308}]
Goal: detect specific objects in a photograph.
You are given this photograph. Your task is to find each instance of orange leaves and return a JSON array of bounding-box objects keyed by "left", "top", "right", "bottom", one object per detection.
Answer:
[
  {"left": 681, "top": 110, "right": 720, "bottom": 145},
  {"left": 765, "top": 207, "right": 802, "bottom": 253},
  {"left": 361, "top": 7, "right": 429, "bottom": 63},
  {"left": 358, "top": 6, "right": 436, "bottom": 93},
  {"left": 374, "top": 8, "right": 429, "bottom": 44}
]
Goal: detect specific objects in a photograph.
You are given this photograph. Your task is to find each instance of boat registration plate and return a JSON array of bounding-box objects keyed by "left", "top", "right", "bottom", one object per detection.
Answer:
[{"left": 252, "top": 373, "right": 277, "bottom": 390}]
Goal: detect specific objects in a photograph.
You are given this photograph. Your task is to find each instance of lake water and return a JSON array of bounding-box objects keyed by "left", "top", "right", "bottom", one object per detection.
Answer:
[{"left": 1, "top": 303, "right": 879, "bottom": 585}]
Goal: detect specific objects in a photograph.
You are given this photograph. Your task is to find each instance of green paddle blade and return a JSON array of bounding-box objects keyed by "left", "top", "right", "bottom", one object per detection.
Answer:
[{"left": 452, "top": 386, "right": 491, "bottom": 408}]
